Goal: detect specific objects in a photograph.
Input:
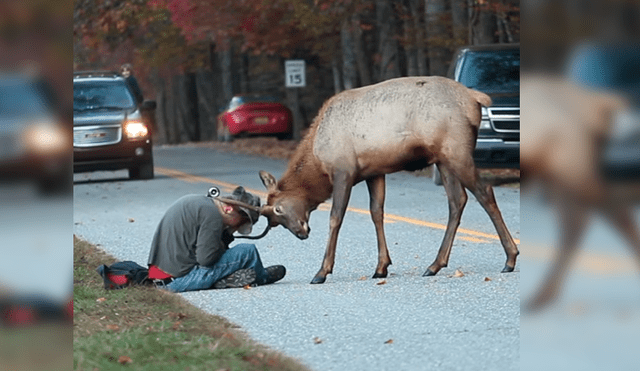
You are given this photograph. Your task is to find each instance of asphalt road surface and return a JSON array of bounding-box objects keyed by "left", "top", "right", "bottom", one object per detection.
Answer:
[
  {"left": 73, "top": 143, "right": 520, "bottom": 371},
  {"left": 520, "top": 189, "right": 640, "bottom": 370}
]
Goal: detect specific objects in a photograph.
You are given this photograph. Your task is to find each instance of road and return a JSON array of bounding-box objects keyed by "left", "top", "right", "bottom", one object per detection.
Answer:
[
  {"left": 519, "top": 189, "right": 640, "bottom": 370},
  {"left": 73, "top": 143, "right": 520, "bottom": 371}
]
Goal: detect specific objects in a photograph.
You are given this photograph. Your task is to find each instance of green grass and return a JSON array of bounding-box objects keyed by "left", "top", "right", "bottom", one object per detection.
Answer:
[{"left": 73, "top": 235, "right": 310, "bottom": 371}]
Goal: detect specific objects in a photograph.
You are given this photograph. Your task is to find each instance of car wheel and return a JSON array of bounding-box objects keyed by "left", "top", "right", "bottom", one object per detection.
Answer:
[
  {"left": 38, "top": 176, "right": 71, "bottom": 197},
  {"left": 129, "top": 160, "right": 154, "bottom": 180},
  {"left": 432, "top": 166, "right": 443, "bottom": 186}
]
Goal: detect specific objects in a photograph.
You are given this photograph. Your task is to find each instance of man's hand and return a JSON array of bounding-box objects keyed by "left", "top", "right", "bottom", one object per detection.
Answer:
[{"left": 221, "top": 230, "right": 235, "bottom": 246}]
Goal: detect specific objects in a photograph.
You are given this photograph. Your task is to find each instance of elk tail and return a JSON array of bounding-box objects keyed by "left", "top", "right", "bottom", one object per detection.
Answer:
[{"left": 469, "top": 89, "right": 492, "bottom": 107}]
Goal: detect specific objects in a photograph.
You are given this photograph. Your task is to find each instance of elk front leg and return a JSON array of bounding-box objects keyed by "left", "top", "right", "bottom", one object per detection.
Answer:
[
  {"left": 424, "top": 165, "right": 468, "bottom": 276},
  {"left": 311, "top": 170, "right": 354, "bottom": 284},
  {"left": 366, "top": 175, "right": 392, "bottom": 278}
]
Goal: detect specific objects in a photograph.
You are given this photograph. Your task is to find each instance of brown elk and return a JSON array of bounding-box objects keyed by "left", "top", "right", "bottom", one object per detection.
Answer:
[
  {"left": 258, "top": 76, "right": 520, "bottom": 284},
  {"left": 521, "top": 74, "right": 640, "bottom": 311}
]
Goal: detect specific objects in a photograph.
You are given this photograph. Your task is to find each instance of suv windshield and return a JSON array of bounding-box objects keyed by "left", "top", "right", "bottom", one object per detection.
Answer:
[
  {"left": 74, "top": 80, "right": 135, "bottom": 112},
  {"left": 0, "top": 79, "right": 50, "bottom": 117},
  {"left": 458, "top": 49, "right": 520, "bottom": 93}
]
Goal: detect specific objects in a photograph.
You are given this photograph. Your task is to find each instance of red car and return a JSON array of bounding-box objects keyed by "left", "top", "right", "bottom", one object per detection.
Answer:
[{"left": 217, "top": 94, "right": 293, "bottom": 141}]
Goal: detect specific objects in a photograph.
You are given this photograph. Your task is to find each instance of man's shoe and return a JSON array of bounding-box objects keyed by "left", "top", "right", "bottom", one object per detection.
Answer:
[
  {"left": 213, "top": 268, "right": 257, "bottom": 289},
  {"left": 262, "top": 265, "right": 286, "bottom": 285}
]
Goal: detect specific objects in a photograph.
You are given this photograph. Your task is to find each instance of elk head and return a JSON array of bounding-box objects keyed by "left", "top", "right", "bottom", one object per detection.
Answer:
[{"left": 259, "top": 170, "right": 311, "bottom": 240}]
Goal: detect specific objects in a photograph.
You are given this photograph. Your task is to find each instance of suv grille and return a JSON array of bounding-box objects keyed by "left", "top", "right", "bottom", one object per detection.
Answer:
[
  {"left": 74, "top": 125, "right": 122, "bottom": 147},
  {"left": 488, "top": 108, "right": 519, "bottom": 132}
]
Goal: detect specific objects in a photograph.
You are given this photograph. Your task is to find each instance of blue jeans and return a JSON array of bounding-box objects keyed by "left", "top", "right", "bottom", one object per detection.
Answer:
[{"left": 163, "top": 243, "right": 269, "bottom": 293}]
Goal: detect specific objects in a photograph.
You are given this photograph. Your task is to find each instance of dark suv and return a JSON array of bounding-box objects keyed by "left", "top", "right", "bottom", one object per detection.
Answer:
[
  {"left": 433, "top": 44, "right": 520, "bottom": 184},
  {"left": 73, "top": 71, "right": 156, "bottom": 179}
]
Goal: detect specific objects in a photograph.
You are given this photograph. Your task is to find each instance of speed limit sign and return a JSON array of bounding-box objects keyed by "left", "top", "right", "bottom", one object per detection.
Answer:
[{"left": 285, "top": 60, "right": 306, "bottom": 88}]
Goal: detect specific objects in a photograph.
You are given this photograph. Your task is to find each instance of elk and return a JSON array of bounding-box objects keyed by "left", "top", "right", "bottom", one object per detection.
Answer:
[
  {"left": 521, "top": 74, "right": 640, "bottom": 311},
  {"left": 259, "top": 76, "right": 520, "bottom": 284}
]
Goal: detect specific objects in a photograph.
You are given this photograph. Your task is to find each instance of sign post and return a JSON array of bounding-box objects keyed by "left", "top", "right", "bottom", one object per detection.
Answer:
[{"left": 285, "top": 60, "right": 306, "bottom": 140}]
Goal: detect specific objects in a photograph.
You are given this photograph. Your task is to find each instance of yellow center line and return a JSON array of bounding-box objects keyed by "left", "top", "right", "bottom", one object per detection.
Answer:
[
  {"left": 520, "top": 243, "right": 638, "bottom": 275},
  {"left": 156, "top": 166, "right": 517, "bottom": 245}
]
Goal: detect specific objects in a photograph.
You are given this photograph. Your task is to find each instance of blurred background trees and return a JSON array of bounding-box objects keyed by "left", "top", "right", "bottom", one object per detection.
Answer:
[{"left": 73, "top": 0, "right": 520, "bottom": 143}]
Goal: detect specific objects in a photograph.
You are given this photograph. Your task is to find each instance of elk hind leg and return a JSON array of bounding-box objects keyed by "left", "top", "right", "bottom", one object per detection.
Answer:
[
  {"left": 366, "top": 175, "right": 392, "bottom": 278},
  {"left": 424, "top": 165, "right": 468, "bottom": 276},
  {"left": 602, "top": 206, "right": 640, "bottom": 272},
  {"left": 525, "top": 198, "right": 589, "bottom": 312},
  {"left": 311, "top": 169, "right": 354, "bottom": 284},
  {"left": 463, "top": 172, "right": 519, "bottom": 273}
]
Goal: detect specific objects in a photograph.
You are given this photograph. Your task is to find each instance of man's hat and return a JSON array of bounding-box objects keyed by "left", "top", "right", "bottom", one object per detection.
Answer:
[{"left": 226, "top": 186, "right": 261, "bottom": 235}]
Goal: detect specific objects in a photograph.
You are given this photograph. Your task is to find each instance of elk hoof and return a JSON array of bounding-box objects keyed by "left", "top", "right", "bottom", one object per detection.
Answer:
[
  {"left": 372, "top": 271, "right": 387, "bottom": 279},
  {"left": 310, "top": 275, "right": 326, "bottom": 284},
  {"left": 501, "top": 265, "right": 515, "bottom": 273},
  {"left": 422, "top": 269, "right": 437, "bottom": 277}
]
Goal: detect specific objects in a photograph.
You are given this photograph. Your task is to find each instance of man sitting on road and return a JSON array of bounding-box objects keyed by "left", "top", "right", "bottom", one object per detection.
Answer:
[{"left": 147, "top": 186, "right": 286, "bottom": 292}]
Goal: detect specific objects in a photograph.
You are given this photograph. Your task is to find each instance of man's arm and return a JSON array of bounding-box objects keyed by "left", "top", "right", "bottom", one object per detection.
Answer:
[{"left": 194, "top": 212, "right": 229, "bottom": 267}]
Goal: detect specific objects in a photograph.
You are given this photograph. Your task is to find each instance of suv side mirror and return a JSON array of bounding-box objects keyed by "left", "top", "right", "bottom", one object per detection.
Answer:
[{"left": 141, "top": 100, "right": 157, "bottom": 110}]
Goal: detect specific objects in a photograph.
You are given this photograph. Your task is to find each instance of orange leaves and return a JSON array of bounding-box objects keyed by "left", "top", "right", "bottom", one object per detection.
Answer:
[
  {"left": 118, "top": 355, "right": 133, "bottom": 364},
  {"left": 452, "top": 269, "right": 465, "bottom": 278}
]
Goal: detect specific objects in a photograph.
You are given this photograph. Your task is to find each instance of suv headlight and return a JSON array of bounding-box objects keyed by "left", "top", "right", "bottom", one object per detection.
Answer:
[
  {"left": 24, "top": 122, "right": 68, "bottom": 153},
  {"left": 480, "top": 107, "right": 491, "bottom": 130},
  {"left": 611, "top": 108, "right": 640, "bottom": 141},
  {"left": 124, "top": 120, "right": 149, "bottom": 139}
]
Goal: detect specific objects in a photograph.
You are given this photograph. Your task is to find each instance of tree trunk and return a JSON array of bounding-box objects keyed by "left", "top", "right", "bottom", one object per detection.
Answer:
[
  {"left": 451, "top": 0, "right": 468, "bottom": 47},
  {"left": 220, "top": 42, "right": 234, "bottom": 106},
  {"left": 341, "top": 18, "right": 358, "bottom": 90},
  {"left": 403, "top": 0, "right": 419, "bottom": 76},
  {"left": 286, "top": 87, "right": 304, "bottom": 141},
  {"left": 425, "top": 0, "right": 452, "bottom": 76},
  {"left": 185, "top": 73, "right": 200, "bottom": 141},
  {"left": 352, "top": 14, "right": 372, "bottom": 86},
  {"left": 239, "top": 53, "right": 249, "bottom": 94},
  {"left": 377, "top": 0, "right": 402, "bottom": 81},
  {"left": 195, "top": 69, "right": 218, "bottom": 141},
  {"left": 409, "top": 0, "right": 428, "bottom": 75},
  {"left": 332, "top": 55, "right": 343, "bottom": 94},
  {"left": 167, "top": 75, "right": 179, "bottom": 144},
  {"left": 469, "top": 1, "right": 497, "bottom": 45},
  {"left": 152, "top": 77, "right": 167, "bottom": 145}
]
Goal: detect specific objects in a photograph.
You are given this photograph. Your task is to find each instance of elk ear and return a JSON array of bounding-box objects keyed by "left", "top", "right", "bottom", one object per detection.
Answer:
[{"left": 259, "top": 170, "right": 278, "bottom": 192}]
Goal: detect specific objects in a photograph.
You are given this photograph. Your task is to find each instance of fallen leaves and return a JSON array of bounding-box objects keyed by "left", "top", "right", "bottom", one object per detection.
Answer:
[
  {"left": 384, "top": 339, "right": 393, "bottom": 344},
  {"left": 358, "top": 276, "right": 367, "bottom": 281},
  {"left": 313, "top": 337, "right": 322, "bottom": 344},
  {"left": 96, "top": 297, "right": 107, "bottom": 303},
  {"left": 243, "top": 285, "right": 252, "bottom": 290},
  {"left": 128, "top": 218, "right": 135, "bottom": 223},
  {"left": 106, "top": 324, "right": 119, "bottom": 331},
  {"left": 376, "top": 280, "right": 387, "bottom": 285},
  {"left": 484, "top": 277, "right": 492, "bottom": 281},
  {"left": 118, "top": 355, "right": 132, "bottom": 364}
]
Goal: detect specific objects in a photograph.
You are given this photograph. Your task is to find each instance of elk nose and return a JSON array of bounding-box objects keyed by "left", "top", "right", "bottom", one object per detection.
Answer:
[{"left": 300, "top": 220, "right": 309, "bottom": 234}]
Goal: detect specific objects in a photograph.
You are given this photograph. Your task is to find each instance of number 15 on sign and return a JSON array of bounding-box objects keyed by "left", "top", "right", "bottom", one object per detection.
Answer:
[{"left": 285, "top": 60, "right": 306, "bottom": 88}]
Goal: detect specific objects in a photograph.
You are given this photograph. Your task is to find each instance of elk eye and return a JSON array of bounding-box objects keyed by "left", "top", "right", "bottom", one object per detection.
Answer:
[{"left": 274, "top": 206, "right": 284, "bottom": 215}]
